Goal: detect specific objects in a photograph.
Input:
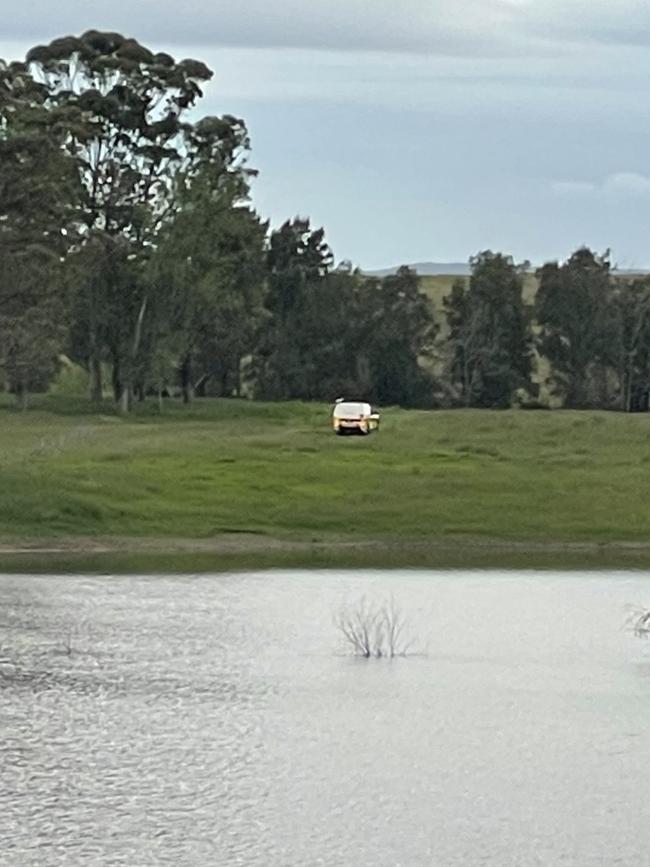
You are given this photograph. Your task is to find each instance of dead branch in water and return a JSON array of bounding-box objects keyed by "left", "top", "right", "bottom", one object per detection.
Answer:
[
  {"left": 628, "top": 607, "right": 650, "bottom": 638},
  {"left": 335, "top": 596, "right": 414, "bottom": 658}
]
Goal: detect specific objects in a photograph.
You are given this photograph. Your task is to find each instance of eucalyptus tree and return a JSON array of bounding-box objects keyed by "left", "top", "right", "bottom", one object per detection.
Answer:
[
  {"left": 0, "top": 59, "right": 75, "bottom": 404},
  {"left": 255, "top": 249, "right": 437, "bottom": 406},
  {"left": 265, "top": 218, "right": 333, "bottom": 323},
  {"left": 444, "top": 252, "right": 533, "bottom": 408},
  {"left": 150, "top": 115, "right": 267, "bottom": 403},
  {"left": 254, "top": 218, "right": 334, "bottom": 399},
  {"left": 355, "top": 267, "right": 438, "bottom": 407},
  {"left": 610, "top": 276, "right": 650, "bottom": 412},
  {"left": 22, "top": 30, "right": 213, "bottom": 407},
  {"left": 0, "top": 253, "right": 66, "bottom": 407},
  {"left": 535, "top": 248, "right": 613, "bottom": 408}
]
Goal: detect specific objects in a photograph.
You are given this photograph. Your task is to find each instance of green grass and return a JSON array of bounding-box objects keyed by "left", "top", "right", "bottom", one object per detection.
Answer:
[{"left": 1, "top": 394, "right": 650, "bottom": 571}]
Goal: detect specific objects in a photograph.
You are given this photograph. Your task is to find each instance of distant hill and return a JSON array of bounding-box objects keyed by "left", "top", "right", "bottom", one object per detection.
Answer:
[
  {"left": 364, "top": 262, "right": 470, "bottom": 277},
  {"left": 366, "top": 261, "right": 650, "bottom": 278}
]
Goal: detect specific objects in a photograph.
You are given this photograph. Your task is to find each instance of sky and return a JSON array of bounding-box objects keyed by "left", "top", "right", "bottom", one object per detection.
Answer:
[{"left": 3, "top": 1, "right": 650, "bottom": 269}]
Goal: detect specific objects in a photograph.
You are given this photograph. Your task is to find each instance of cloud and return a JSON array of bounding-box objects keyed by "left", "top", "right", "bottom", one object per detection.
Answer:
[
  {"left": 551, "top": 180, "right": 597, "bottom": 197},
  {"left": 552, "top": 172, "right": 650, "bottom": 199},
  {"left": 4, "top": 0, "right": 650, "bottom": 61},
  {"left": 603, "top": 172, "right": 650, "bottom": 196},
  {"left": 0, "top": 1, "right": 526, "bottom": 56},
  {"left": 520, "top": 0, "right": 650, "bottom": 47},
  {"left": 4, "top": 0, "right": 629, "bottom": 58}
]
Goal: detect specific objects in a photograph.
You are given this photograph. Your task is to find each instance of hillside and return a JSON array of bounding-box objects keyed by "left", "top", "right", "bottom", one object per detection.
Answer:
[
  {"left": 366, "top": 262, "right": 470, "bottom": 277},
  {"left": 418, "top": 272, "right": 540, "bottom": 311}
]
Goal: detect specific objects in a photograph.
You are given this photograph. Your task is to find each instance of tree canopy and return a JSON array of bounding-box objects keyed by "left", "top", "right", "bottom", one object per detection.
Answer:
[
  {"left": 445, "top": 251, "right": 533, "bottom": 408},
  {"left": 1, "top": 32, "right": 649, "bottom": 415}
]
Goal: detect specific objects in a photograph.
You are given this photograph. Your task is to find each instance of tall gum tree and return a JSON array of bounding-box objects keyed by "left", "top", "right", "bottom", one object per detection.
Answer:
[
  {"left": 359, "top": 267, "right": 438, "bottom": 407},
  {"left": 150, "top": 115, "right": 267, "bottom": 403},
  {"left": 610, "top": 276, "right": 650, "bottom": 412},
  {"left": 444, "top": 251, "right": 533, "bottom": 408},
  {"left": 0, "top": 59, "right": 76, "bottom": 405},
  {"left": 254, "top": 218, "right": 334, "bottom": 399},
  {"left": 535, "top": 248, "right": 613, "bottom": 408},
  {"left": 23, "top": 31, "right": 213, "bottom": 408}
]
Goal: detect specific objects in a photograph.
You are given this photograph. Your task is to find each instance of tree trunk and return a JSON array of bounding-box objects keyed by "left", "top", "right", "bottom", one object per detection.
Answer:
[
  {"left": 117, "top": 296, "right": 148, "bottom": 414},
  {"left": 119, "top": 384, "right": 131, "bottom": 414},
  {"left": 234, "top": 356, "right": 242, "bottom": 398},
  {"left": 595, "top": 363, "right": 608, "bottom": 409},
  {"left": 618, "top": 354, "right": 627, "bottom": 412},
  {"left": 16, "top": 380, "right": 28, "bottom": 411},
  {"left": 625, "top": 357, "right": 633, "bottom": 413},
  {"left": 112, "top": 360, "right": 122, "bottom": 404},
  {"left": 89, "top": 355, "right": 102, "bottom": 403},
  {"left": 355, "top": 354, "right": 372, "bottom": 394},
  {"left": 194, "top": 373, "right": 208, "bottom": 398},
  {"left": 567, "top": 371, "right": 587, "bottom": 409},
  {"left": 463, "top": 352, "right": 472, "bottom": 408},
  {"left": 180, "top": 355, "right": 193, "bottom": 404},
  {"left": 88, "top": 304, "right": 103, "bottom": 403}
]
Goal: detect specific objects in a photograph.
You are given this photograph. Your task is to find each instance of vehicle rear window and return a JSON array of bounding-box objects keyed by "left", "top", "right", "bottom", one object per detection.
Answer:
[{"left": 333, "top": 403, "right": 370, "bottom": 418}]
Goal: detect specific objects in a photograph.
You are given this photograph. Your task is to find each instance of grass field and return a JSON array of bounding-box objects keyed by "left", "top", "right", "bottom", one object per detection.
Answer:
[{"left": 1, "top": 394, "right": 650, "bottom": 572}]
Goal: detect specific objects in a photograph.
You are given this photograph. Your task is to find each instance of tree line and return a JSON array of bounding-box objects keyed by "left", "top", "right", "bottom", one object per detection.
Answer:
[{"left": 1, "top": 31, "right": 649, "bottom": 412}]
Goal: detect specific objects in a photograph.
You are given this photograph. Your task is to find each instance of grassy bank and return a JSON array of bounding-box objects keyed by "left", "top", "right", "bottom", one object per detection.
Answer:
[{"left": 1, "top": 395, "right": 650, "bottom": 572}]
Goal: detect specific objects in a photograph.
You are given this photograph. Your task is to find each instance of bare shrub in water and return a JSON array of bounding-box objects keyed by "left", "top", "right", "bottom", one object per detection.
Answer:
[
  {"left": 628, "top": 607, "right": 650, "bottom": 638},
  {"left": 52, "top": 616, "right": 92, "bottom": 657},
  {"left": 335, "top": 596, "right": 414, "bottom": 658},
  {"left": 0, "top": 642, "right": 14, "bottom": 679}
]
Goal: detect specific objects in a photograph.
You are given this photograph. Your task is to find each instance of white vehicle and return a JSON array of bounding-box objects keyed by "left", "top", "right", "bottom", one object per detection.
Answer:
[{"left": 332, "top": 400, "right": 380, "bottom": 436}]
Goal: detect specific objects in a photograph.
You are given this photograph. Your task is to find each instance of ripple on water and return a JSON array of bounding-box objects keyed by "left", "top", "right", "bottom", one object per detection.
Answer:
[{"left": 1, "top": 570, "right": 649, "bottom": 866}]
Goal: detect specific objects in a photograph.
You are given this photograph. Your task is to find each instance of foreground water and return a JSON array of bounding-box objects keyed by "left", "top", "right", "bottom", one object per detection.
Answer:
[{"left": 1, "top": 570, "right": 649, "bottom": 866}]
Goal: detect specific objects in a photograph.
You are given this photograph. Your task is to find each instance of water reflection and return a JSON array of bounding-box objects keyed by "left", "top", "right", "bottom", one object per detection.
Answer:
[{"left": 1, "top": 571, "right": 649, "bottom": 866}]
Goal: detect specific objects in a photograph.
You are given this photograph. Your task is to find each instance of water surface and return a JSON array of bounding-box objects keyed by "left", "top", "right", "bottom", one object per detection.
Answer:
[{"left": 1, "top": 570, "right": 649, "bottom": 866}]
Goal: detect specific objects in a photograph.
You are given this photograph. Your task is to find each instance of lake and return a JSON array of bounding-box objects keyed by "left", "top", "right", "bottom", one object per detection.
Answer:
[{"left": 1, "top": 570, "right": 649, "bottom": 866}]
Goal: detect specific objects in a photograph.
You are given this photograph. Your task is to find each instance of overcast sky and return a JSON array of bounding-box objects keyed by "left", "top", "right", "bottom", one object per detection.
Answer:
[{"left": 3, "top": 1, "right": 650, "bottom": 269}]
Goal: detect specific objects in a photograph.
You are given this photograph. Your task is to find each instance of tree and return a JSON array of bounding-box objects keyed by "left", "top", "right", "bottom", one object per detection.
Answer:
[
  {"left": 265, "top": 218, "right": 333, "bottom": 322},
  {"left": 22, "top": 31, "right": 213, "bottom": 407},
  {"left": 535, "top": 248, "right": 614, "bottom": 408},
  {"left": 0, "top": 59, "right": 74, "bottom": 405},
  {"left": 610, "top": 276, "right": 650, "bottom": 412},
  {"left": 444, "top": 251, "right": 533, "bottom": 408},
  {"left": 255, "top": 253, "right": 437, "bottom": 406},
  {"left": 150, "top": 117, "right": 267, "bottom": 403},
  {"left": 0, "top": 253, "right": 65, "bottom": 407},
  {"left": 444, "top": 277, "right": 490, "bottom": 405},
  {"left": 357, "top": 267, "right": 437, "bottom": 407},
  {"left": 254, "top": 218, "right": 334, "bottom": 399}
]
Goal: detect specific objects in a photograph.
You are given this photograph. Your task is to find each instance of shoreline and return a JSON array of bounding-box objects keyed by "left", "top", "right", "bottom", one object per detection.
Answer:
[{"left": 2, "top": 534, "right": 650, "bottom": 573}]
